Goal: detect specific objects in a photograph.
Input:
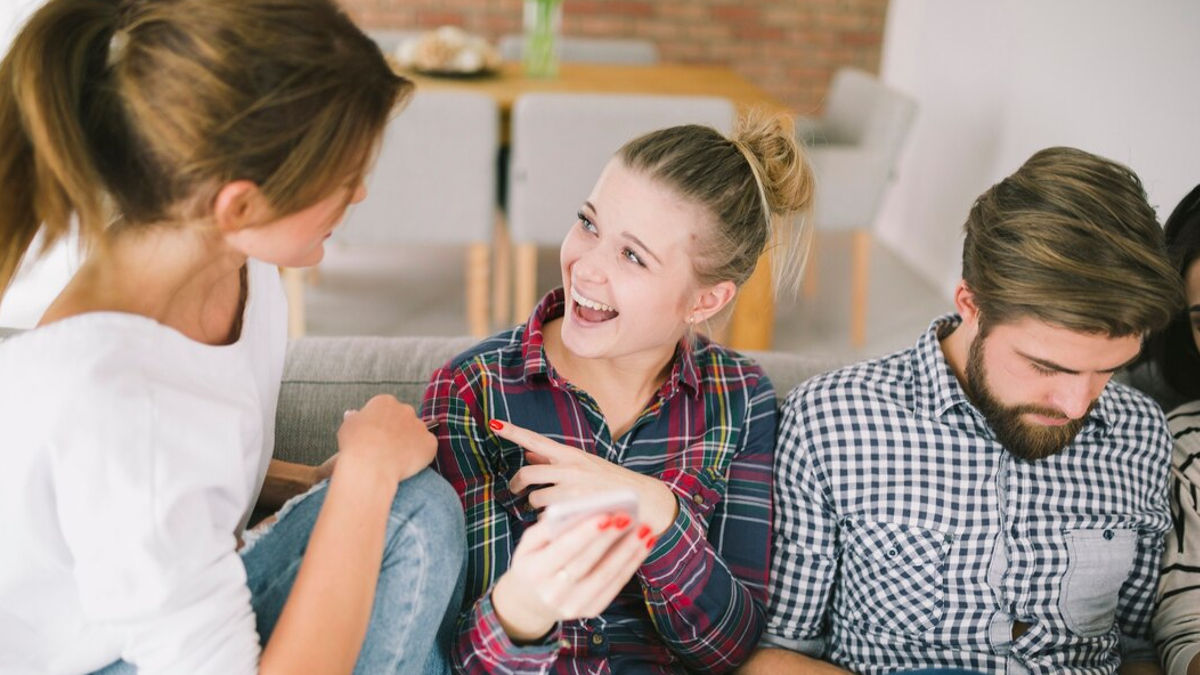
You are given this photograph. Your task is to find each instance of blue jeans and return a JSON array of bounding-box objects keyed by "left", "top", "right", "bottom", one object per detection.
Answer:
[{"left": 94, "top": 468, "right": 466, "bottom": 674}]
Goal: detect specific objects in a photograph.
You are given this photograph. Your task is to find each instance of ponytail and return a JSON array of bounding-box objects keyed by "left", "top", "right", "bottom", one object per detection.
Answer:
[{"left": 0, "top": 0, "right": 118, "bottom": 295}]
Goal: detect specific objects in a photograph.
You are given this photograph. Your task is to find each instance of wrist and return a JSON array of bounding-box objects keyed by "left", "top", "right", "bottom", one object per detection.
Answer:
[
  {"left": 492, "top": 573, "right": 556, "bottom": 643},
  {"left": 643, "top": 479, "right": 679, "bottom": 536},
  {"left": 329, "top": 453, "right": 397, "bottom": 498}
]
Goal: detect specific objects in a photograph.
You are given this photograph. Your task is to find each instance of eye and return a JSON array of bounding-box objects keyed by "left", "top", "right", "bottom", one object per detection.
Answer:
[
  {"left": 1029, "top": 362, "right": 1057, "bottom": 376},
  {"left": 621, "top": 247, "right": 645, "bottom": 267},
  {"left": 577, "top": 211, "right": 597, "bottom": 234}
]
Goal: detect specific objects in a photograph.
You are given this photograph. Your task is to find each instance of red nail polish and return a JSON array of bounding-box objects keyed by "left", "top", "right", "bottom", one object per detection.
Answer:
[
  {"left": 637, "top": 525, "right": 652, "bottom": 539},
  {"left": 488, "top": 419, "right": 504, "bottom": 431},
  {"left": 613, "top": 514, "right": 631, "bottom": 529},
  {"left": 645, "top": 537, "right": 656, "bottom": 549},
  {"left": 597, "top": 515, "right": 614, "bottom": 530}
]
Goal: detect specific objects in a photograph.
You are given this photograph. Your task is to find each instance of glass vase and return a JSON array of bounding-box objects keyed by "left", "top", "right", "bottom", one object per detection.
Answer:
[{"left": 523, "top": 0, "right": 562, "bottom": 79}]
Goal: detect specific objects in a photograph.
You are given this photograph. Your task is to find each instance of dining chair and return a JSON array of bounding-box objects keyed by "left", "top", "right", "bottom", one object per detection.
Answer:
[
  {"left": 505, "top": 92, "right": 734, "bottom": 324},
  {"left": 498, "top": 35, "right": 659, "bottom": 65},
  {"left": 315, "top": 90, "right": 499, "bottom": 338},
  {"left": 796, "top": 67, "right": 917, "bottom": 349}
]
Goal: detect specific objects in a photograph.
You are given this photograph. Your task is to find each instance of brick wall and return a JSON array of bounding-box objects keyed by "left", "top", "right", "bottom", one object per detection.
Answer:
[{"left": 343, "top": 0, "right": 889, "bottom": 113}]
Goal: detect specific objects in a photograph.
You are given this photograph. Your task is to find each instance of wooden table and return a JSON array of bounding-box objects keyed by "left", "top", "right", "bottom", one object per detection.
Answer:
[{"left": 403, "top": 62, "right": 786, "bottom": 351}]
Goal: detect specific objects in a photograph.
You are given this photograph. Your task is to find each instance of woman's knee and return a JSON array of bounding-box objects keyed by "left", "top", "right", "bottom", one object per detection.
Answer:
[{"left": 388, "top": 467, "right": 465, "bottom": 568}]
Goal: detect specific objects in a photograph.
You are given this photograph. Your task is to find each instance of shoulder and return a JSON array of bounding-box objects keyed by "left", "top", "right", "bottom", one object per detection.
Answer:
[
  {"left": 782, "top": 346, "right": 912, "bottom": 416},
  {"left": 1167, "top": 399, "right": 1200, "bottom": 469},
  {"left": 691, "top": 338, "right": 772, "bottom": 393},
  {"left": 1102, "top": 380, "right": 1170, "bottom": 438},
  {"left": 427, "top": 325, "right": 526, "bottom": 395}
]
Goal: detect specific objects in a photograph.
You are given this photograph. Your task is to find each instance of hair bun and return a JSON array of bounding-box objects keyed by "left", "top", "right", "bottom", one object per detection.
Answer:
[{"left": 733, "top": 109, "right": 813, "bottom": 217}]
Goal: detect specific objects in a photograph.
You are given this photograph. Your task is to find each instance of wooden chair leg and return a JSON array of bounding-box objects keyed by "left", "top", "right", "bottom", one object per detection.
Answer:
[
  {"left": 491, "top": 211, "right": 511, "bottom": 329},
  {"left": 466, "top": 243, "right": 490, "bottom": 338},
  {"left": 850, "top": 229, "right": 871, "bottom": 350},
  {"left": 728, "top": 250, "right": 774, "bottom": 351},
  {"left": 281, "top": 267, "right": 306, "bottom": 338},
  {"left": 512, "top": 243, "right": 538, "bottom": 326}
]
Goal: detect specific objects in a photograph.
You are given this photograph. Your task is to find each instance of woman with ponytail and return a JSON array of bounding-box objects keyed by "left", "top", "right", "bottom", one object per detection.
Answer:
[
  {"left": 423, "top": 111, "right": 813, "bottom": 673},
  {"left": 0, "top": 1, "right": 464, "bottom": 673}
]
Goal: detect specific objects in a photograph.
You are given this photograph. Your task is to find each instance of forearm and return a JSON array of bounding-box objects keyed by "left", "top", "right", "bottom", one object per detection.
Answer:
[
  {"left": 259, "top": 457, "right": 397, "bottom": 674},
  {"left": 639, "top": 500, "right": 767, "bottom": 671},
  {"left": 738, "top": 647, "right": 852, "bottom": 674},
  {"left": 256, "top": 459, "right": 318, "bottom": 512}
]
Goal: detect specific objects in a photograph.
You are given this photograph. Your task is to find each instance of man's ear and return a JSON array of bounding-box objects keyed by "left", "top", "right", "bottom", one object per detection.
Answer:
[
  {"left": 689, "top": 280, "right": 738, "bottom": 324},
  {"left": 212, "top": 181, "right": 266, "bottom": 234},
  {"left": 953, "top": 280, "right": 981, "bottom": 327}
]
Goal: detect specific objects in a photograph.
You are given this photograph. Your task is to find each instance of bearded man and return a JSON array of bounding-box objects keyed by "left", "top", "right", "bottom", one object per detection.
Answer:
[{"left": 743, "top": 147, "right": 1184, "bottom": 675}]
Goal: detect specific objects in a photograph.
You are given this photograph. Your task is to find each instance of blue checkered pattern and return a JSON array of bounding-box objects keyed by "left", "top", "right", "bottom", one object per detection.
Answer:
[{"left": 764, "top": 315, "right": 1171, "bottom": 674}]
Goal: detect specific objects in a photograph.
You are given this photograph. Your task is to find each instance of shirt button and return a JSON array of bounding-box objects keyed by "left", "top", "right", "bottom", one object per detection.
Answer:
[
  {"left": 558, "top": 639, "right": 570, "bottom": 650},
  {"left": 692, "top": 493, "right": 705, "bottom": 506},
  {"left": 591, "top": 633, "right": 604, "bottom": 646},
  {"left": 886, "top": 547, "right": 899, "bottom": 558},
  {"left": 1103, "top": 529, "right": 1114, "bottom": 540}
]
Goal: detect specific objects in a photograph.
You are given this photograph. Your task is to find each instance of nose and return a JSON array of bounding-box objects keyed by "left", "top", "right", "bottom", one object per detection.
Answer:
[
  {"left": 350, "top": 181, "right": 367, "bottom": 205},
  {"left": 1051, "top": 375, "right": 1103, "bottom": 420},
  {"left": 572, "top": 242, "right": 608, "bottom": 284}
]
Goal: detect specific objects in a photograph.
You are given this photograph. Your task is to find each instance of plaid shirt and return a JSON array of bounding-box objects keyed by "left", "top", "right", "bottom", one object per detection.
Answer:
[
  {"left": 423, "top": 289, "right": 775, "bottom": 674},
  {"left": 765, "top": 315, "right": 1170, "bottom": 675}
]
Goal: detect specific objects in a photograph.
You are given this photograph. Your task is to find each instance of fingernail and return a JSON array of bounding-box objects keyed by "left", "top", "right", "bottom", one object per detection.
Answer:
[
  {"left": 645, "top": 537, "right": 656, "bottom": 549},
  {"left": 488, "top": 419, "right": 505, "bottom": 431},
  {"left": 597, "top": 515, "right": 614, "bottom": 530},
  {"left": 613, "top": 514, "right": 631, "bottom": 529},
  {"left": 637, "top": 525, "right": 651, "bottom": 540}
]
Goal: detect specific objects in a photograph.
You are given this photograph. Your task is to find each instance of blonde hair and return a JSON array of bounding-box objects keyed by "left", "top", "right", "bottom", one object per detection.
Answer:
[
  {"left": 617, "top": 109, "right": 814, "bottom": 315},
  {"left": 0, "top": 0, "right": 412, "bottom": 295}
]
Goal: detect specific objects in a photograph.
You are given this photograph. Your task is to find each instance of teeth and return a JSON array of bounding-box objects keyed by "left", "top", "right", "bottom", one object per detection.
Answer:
[{"left": 571, "top": 286, "right": 616, "bottom": 312}]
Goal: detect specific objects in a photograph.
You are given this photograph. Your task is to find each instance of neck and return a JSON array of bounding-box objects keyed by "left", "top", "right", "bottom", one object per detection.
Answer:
[
  {"left": 41, "top": 222, "right": 249, "bottom": 345},
  {"left": 939, "top": 320, "right": 970, "bottom": 390},
  {"left": 542, "top": 318, "right": 678, "bottom": 402}
]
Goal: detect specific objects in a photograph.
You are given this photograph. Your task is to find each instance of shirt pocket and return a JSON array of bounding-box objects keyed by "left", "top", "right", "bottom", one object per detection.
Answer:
[
  {"left": 840, "top": 519, "right": 953, "bottom": 635},
  {"left": 1058, "top": 528, "right": 1136, "bottom": 638}
]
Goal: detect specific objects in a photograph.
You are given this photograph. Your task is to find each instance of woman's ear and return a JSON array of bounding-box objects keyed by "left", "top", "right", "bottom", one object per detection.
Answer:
[
  {"left": 689, "top": 280, "right": 738, "bottom": 324},
  {"left": 212, "top": 181, "right": 266, "bottom": 234}
]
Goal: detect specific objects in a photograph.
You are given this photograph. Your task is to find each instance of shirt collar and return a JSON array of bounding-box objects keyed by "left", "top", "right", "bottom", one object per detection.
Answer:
[
  {"left": 911, "top": 313, "right": 1113, "bottom": 431},
  {"left": 519, "top": 287, "right": 700, "bottom": 396}
]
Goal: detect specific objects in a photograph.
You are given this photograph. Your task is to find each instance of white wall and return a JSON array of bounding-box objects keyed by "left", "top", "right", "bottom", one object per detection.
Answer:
[{"left": 877, "top": 0, "right": 1200, "bottom": 296}]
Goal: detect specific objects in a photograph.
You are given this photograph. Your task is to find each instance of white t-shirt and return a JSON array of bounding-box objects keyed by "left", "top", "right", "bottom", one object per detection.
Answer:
[{"left": 0, "top": 259, "right": 287, "bottom": 674}]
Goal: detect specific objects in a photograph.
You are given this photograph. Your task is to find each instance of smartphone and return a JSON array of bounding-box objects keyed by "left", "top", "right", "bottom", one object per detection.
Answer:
[{"left": 538, "top": 490, "right": 639, "bottom": 538}]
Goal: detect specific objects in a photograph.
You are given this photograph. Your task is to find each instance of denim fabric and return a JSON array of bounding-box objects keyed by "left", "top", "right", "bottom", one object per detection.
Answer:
[{"left": 92, "top": 467, "right": 465, "bottom": 675}]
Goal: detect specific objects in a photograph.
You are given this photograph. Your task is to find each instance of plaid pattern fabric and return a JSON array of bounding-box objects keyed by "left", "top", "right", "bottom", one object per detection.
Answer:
[
  {"left": 765, "top": 315, "right": 1171, "bottom": 675},
  {"left": 423, "top": 289, "right": 775, "bottom": 674}
]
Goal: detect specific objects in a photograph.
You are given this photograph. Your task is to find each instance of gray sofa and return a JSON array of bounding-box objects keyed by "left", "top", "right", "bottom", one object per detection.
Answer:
[{"left": 274, "top": 335, "right": 849, "bottom": 465}]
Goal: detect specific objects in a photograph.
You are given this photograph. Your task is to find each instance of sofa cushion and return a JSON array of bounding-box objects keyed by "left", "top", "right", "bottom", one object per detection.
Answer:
[
  {"left": 274, "top": 335, "right": 846, "bottom": 465},
  {"left": 276, "top": 335, "right": 476, "bottom": 465}
]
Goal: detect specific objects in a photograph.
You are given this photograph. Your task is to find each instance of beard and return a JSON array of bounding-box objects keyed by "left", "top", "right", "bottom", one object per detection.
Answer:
[{"left": 962, "top": 331, "right": 1092, "bottom": 461}]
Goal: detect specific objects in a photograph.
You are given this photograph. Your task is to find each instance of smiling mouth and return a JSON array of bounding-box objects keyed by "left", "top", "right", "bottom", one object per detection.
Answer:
[{"left": 570, "top": 286, "right": 619, "bottom": 323}]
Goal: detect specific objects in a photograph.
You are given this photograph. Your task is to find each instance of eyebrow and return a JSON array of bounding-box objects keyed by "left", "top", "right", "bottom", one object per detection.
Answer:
[
  {"left": 582, "top": 200, "right": 663, "bottom": 266},
  {"left": 1014, "top": 348, "right": 1140, "bottom": 375},
  {"left": 1190, "top": 304, "right": 1200, "bottom": 313}
]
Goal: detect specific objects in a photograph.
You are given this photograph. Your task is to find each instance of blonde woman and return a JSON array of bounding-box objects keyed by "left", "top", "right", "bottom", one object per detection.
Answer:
[
  {"left": 0, "top": 1, "right": 463, "bottom": 673},
  {"left": 424, "top": 114, "right": 812, "bottom": 673}
]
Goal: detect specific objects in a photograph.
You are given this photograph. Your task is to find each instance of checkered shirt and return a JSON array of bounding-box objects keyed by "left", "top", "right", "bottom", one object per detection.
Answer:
[
  {"left": 423, "top": 289, "right": 775, "bottom": 674},
  {"left": 764, "top": 315, "right": 1171, "bottom": 674}
]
